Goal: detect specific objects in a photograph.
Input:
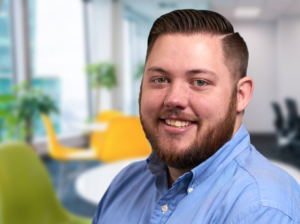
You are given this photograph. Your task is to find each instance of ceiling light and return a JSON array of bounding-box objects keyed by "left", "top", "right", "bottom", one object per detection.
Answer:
[{"left": 234, "top": 7, "right": 261, "bottom": 18}]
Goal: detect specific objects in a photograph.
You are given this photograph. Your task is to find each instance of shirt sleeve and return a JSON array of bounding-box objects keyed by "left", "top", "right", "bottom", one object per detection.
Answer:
[{"left": 232, "top": 206, "right": 293, "bottom": 224}]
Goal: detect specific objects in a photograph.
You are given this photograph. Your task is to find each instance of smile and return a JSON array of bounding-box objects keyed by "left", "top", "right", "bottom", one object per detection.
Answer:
[{"left": 165, "top": 119, "right": 192, "bottom": 128}]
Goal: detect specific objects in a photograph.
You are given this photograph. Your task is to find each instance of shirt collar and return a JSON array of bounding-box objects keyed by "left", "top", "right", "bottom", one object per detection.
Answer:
[
  {"left": 147, "top": 124, "right": 250, "bottom": 188},
  {"left": 191, "top": 124, "right": 250, "bottom": 185}
]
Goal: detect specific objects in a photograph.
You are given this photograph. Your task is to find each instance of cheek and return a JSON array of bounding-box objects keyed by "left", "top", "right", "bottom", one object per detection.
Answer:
[
  {"left": 141, "top": 89, "right": 165, "bottom": 114},
  {"left": 158, "top": 91, "right": 164, "bottom": 98},
  {"left": 189, "top": 94, "right": 210, "bottom": 116},
  {"left": 189, "top": 93, "right": 223, "bottom": 119}
]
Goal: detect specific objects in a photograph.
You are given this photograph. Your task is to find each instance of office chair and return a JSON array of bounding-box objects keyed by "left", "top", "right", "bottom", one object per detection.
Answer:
[
  {"left": 41, "top": 114, "right": 99, "bottom": 197},
  {"left": 90, "top": 110, "right": 124, "bottom": 155},
  {"left": 99, "top": 116, "right": 152, "bottom": 162},
  {"left": 272, "top": 102, "right": 287, "bottom": 137},
  {"left": 41, "top": 114, "right": 98, "bottom": 161},
  {"left": 285, "top": 98, "right": 300, "bottom": 150},
  {"left": 271, "top": 102, "right": 290, "bottom": 150},
  {"left": 0, "top": 141, "right": 92, "bottom": 224}
]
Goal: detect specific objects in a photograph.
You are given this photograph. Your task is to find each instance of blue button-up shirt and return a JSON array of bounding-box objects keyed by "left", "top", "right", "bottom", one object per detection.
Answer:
[{"left": 92, "top": 125, "right": 300, "bottom": 223}]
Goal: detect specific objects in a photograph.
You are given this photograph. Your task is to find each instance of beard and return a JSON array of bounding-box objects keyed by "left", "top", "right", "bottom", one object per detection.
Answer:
[{"left": 139, "top": 86, "right": 237, "bottom": 170}]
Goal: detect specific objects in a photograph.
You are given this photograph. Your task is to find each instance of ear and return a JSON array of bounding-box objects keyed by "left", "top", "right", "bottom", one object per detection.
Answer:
[{"left": 236, "top": 76, "right": 254, "bottom": 113}]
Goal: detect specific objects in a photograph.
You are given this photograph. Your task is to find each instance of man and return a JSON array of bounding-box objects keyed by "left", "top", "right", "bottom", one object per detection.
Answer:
[{"left": 92, "top": 10, "right": 300, "bottom": 223}]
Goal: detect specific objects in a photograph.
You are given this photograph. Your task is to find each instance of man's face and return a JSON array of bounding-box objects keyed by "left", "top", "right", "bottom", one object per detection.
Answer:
[{"left": 139, "top": 33, "right": 237, "bottom": 169}]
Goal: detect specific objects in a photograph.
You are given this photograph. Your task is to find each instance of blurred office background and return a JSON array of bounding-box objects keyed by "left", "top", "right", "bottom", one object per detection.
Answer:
[{"left": 1, "top": 0, "right": 300, "bottom": 221}]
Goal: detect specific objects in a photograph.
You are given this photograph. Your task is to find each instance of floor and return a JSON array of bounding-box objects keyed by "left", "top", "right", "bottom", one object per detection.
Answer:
[
  {"left": 43, "top": 134, "right": 300, "bottom": 218},
  {"left": 43, "top": 159, "right": 101, "bottom": 218},
  {"left": 251, "top": 134, "right": 300, "bottom": 169}
]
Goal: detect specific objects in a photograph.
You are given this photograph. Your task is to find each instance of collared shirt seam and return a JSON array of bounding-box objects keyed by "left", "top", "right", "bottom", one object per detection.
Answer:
[
  {"left": 234, "top": 158, "right": 295, "bottom": 220},
  {"left": 233, "top": 157, "right": 261, "bottom": 199},
  {"left": 193, "top": 146, "right": 249, "bottom": 186},
  {"left": 226, "top": 201, "right": 261, "bottom": 224},
  {"left": 261, "top": 200, "right": 294, "bottom": 220},
  {"left": 261, "top": 205, "right": 293, "bottom": 222},
  {"left": 227, "top": 203, "right": 294, "bottom": 224}
]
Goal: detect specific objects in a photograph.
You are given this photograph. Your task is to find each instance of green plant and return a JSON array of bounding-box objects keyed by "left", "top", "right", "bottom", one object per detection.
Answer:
[
  {"left": 86, "top": 61, "right": 117, "bottom": 118},
  {"left": 134, "top": 61, "right": 145, "bottom": 80},
  {"left": 0, "top": 94, "right": 18, "bottom": 141},
  {"left": 0, "top": 82, "right": 59, "bottom": 143}
]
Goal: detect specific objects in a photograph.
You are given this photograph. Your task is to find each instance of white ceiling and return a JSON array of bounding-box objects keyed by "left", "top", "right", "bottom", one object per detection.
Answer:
[{"left": 124, "top": 0, "right": 300, "bottom": 22}]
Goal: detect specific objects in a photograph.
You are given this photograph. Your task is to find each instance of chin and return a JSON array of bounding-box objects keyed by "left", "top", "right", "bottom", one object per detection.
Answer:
[{"left": 158, "top": 140, "right": 192, "bottom": 153}]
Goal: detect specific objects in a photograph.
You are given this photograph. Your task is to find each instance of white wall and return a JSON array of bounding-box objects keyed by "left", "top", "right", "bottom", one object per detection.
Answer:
[
  {"left": 232, "top": 21, "right": 277, "bottom": 133},
  {"left": 231, "top": 18, "right": 300, "bottom": 133},
  {"left": 277, "top": 18, "right": 300, "bottom": 114}
]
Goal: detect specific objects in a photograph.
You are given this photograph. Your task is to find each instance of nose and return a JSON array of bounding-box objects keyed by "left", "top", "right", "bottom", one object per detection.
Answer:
[{"left": 164, "top": 81, "right": 189, "bottom": 109}]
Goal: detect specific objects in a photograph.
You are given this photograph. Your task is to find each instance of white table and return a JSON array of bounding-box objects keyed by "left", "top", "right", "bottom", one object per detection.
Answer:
[
  {"left": 75, "top": 157, "right": 147, "bottom": 205},
  {"left": 75, "top": 158, "right": 300, "bottom": 205},
  {"left": 78, "top": 122, "right": 108, "bottom": 132}
]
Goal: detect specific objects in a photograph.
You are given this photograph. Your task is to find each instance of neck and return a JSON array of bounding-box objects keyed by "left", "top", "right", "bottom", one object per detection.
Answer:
[{"left": 168, "top": 166, "right": 192, "bottom": 188}]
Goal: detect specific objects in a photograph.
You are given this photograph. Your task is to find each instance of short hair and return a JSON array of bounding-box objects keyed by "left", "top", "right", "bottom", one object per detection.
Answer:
[{"left": 146, "top": 9, "right": 249, "bottom": 82}]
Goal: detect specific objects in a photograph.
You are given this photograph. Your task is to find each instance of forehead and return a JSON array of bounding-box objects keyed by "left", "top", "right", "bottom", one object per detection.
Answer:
[{"left": 146, "top": 33, "right": 230, "bottom": 78}]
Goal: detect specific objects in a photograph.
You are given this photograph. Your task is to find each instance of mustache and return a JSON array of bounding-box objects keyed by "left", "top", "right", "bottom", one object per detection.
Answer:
[{"left": 154, "top": 110, "right": 200, "bottom": 123}]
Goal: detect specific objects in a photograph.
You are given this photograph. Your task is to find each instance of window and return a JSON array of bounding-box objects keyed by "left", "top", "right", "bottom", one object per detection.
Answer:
[{"left": 33, "top": 0, "right": 88, "bottom": 136}]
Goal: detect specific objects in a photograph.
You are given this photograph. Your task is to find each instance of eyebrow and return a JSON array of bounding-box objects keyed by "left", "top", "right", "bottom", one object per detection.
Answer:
[
  {"left": 186, "top": 69, "right": 216, "bottom": 77},
  {"left": 146, "top": 67, "right": 169, "bottom": 75},
  {"left": 146, "top": 66, "right": 216, "bottom": 77}
]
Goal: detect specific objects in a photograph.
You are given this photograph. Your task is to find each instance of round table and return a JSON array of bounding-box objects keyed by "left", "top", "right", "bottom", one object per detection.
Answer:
[
  {"left": 75, "top": 158, "right": 300, "bottom": 205},
  {"left": 75, "top": 157, "right": 147, "bottom": 205}
]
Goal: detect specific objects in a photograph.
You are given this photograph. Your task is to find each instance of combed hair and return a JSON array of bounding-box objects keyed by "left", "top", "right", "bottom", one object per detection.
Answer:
[{"left": 146, "top": 9, "right": 249, "bottom": 81}]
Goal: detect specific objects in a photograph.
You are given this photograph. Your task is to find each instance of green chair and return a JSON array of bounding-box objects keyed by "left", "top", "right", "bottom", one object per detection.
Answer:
[{"left": 0, "top": 141, "right": 92, "bottom": 224}]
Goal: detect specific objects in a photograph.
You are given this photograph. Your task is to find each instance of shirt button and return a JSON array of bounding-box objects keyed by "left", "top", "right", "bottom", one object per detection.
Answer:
[
  {"left": 188, "top": 187, "right": 193, "bottom": 193},
  {"left": 161, "top": 205, "right": 168, "bottom": 212}
]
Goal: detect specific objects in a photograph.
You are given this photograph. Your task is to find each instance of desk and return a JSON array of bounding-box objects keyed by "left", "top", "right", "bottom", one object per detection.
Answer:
[
  {"left": 75, "top": 157, "right": 146, "bottom": 205},
  {"left": 75, "top": 158, "right": 300, "bottom": 205}
]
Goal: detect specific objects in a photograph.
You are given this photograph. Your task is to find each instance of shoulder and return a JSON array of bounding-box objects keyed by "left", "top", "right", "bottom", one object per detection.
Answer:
[
  {"left": 228, "top": 206, "right": 297, "bottom": 224},
  {"left": 233, "top": 145, "right": 300, "bottom": 222}
]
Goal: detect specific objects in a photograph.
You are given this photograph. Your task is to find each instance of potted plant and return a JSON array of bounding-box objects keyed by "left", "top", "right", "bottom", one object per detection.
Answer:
[
  {"left": 0, "top": 94, "right": 17, "bottom": 141},
  {"left": 3, "top": 82, "right": 59, "bottom": 144},
  {"left": 86, "top": 61, "right": 117, "bottom": 119}
]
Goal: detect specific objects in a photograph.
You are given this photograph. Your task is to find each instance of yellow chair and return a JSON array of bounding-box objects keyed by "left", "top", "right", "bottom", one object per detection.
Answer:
[
  {"left": 0, "top": 141, "right": 92, "bottom": 224},
  {"left": 99, "top": 116, "right": 152, "bottom": 162},
  {"left": 41, "top": 114, "right": 100, "bottom": 197},
  {"left": 90, "top": 110, "right": 124, "bottom": 154},
  {"left": 41, "top": 114, "right": 98, "bottom": 161}
]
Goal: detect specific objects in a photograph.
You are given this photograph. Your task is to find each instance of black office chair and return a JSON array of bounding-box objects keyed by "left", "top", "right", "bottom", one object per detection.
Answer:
[
  {"left": 272, "top": 102, "right": 286, "bottom": 136},
  {"left": 271, "top": 102, "right": 289, "bottom": 150},
  {"left": 285, "top": 98, "right": 300, "bottom": 149}
]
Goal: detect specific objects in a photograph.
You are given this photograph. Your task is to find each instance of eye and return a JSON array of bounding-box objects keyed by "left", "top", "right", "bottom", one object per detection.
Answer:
[
  {"left": 194, "top": 80, "right": 206, "bottom": 86},
  {"left": 194, "top": 80, "right": 207, "bottom": 86},
  {"left": 154, "top": 78, "right": 167, "bottom": 83}
]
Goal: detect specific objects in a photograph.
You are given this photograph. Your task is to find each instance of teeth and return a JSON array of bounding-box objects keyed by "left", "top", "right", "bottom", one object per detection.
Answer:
[{"left": 165, "top": 119, "right": 192, "bottom": 127}]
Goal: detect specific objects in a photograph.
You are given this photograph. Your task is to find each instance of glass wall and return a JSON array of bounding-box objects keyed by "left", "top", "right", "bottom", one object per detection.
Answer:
[
  {"left": 0, "top": 0, "right": 12, "bottom": 77},
  {"left": 0, "top": 0, "right": 89, "bottom": 141},
  {"left": 0, "top": 0, "right": 16, "bottom": 140}
]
